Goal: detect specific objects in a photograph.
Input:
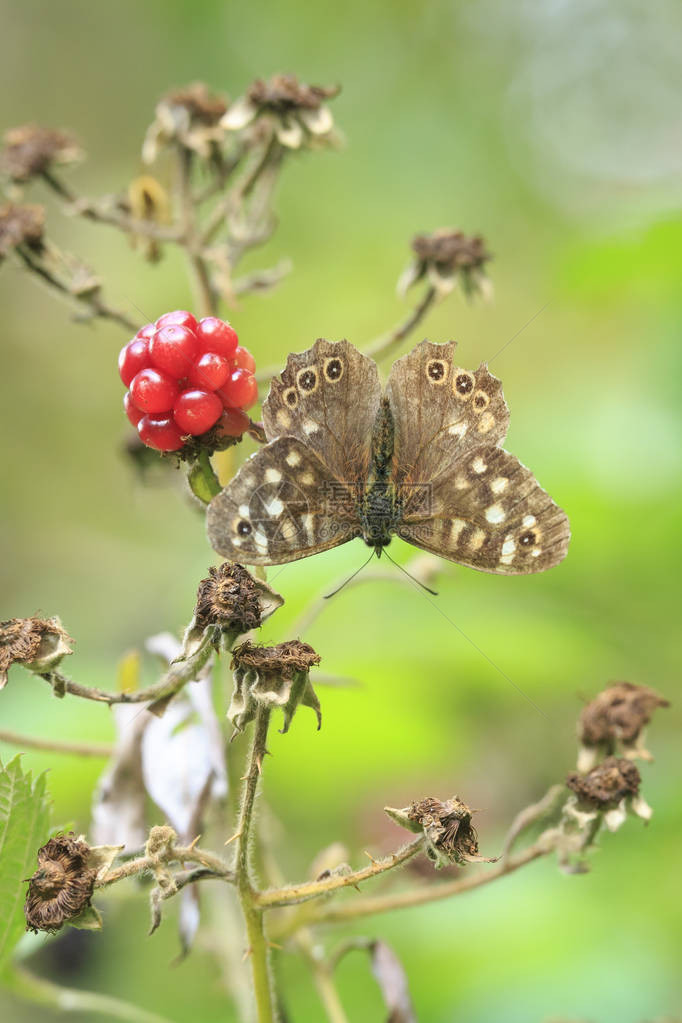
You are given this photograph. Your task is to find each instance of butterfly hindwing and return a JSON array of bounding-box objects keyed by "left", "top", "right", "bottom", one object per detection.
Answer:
[
  {"left": 400, "top": 444, "right": 570, "bottom": 574},
  {"left": 263, "top": 338, "right": 382, "bottom": 485},
  {"left": 385, "top": 340, "right": 510, "bottom": 489},
  {"left": 206, "top": 437, "right": 358, "bottom": 565}
]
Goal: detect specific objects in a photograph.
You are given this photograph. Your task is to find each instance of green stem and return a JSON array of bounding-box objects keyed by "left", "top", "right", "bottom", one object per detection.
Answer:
[
  {"left": 194, "top": 449, "right": 222, "bottom": 501},
  {"left": 4, "top": 964, "right": 170, "bottom": 1023},
  {"left": 234, "top": 707, "right": 277, "bottom": 1021}
]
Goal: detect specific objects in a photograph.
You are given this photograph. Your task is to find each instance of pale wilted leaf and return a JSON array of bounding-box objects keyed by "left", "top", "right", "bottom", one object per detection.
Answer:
[
  {"left": 91, "top": 704, "right": 151, "bottom": 852},
  {"left": 370, "top": 941, "right": 417, "bottom": 1023}
]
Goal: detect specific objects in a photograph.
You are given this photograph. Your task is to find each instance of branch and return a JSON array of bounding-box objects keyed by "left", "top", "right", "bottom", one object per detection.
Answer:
[
  {"left": 96, "top": 843, "right": 233, "bottom": 888},
  {"left": 256, "top": 837, "right": 424, "bottom": 910},
  {"left": 363, "top": 285, "right": 437, "bottom": 362},
  {"left": 176, "top": 146, "right": 217, "bottom": 317},
  {"left": 0, "top": 729, "right": 113, "bottom": 758}
]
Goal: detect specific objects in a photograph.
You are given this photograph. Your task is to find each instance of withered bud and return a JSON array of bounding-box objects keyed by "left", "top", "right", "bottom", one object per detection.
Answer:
[
  {"left": 1, "top": 124, "right": 82, "bottom": 182},
  {"left": 229, "top": 640, "right": 321, "bottom": 733},
  {"left": 386, "top": 796, "right": 496, "bottom": 869},
  {"left": 578, "top": 682, "right": 669, "bottom": 768},
  {"left": 25, "top": 834, "right": 96, "bottom": 933},
  {"left": 193, "top": 563, "right": 283, "bottom": 635},
  {"left": 222, "top": 74, "right": 340, "bottom": 149},
  {"left": 163, "top": 82, "right": 229, "bottom": 123},
  {"left": 398, "top": 228, "right": 493, "bottom": 301},
  {"left": 0, "top": 616, "right": 73, "bottom": 689},
  {"left": 142, "top": 82, "right": 229, "bottom": 163},
  {"left": 567, "top": 757, "right": 641, "bottom": 809},
  {"left": 0, "top": 202, "right": 45, "bottom": 260}
]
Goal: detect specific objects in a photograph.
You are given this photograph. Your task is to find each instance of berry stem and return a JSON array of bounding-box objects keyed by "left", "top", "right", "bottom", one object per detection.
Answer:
[
  {"left": 194, "top": 449, "right": 222, "bottom": 502},
  {"left": 176, "top": 144, "right": 218, "bottom": 318}
]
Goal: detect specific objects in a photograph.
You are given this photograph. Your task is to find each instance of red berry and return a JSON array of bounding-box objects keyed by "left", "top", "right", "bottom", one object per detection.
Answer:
[
  {"left": 119, "top": 337, "right": 152, "bottom": 387},
  {"left": 218, "top": 369, "right": 258, "bottom": 410},
  {"left": 136, "top": 322, "right": 156, "bottom": 340},
  {"left": 155, "top": 310, "right": 198, "bottom": 332},
  {"left": 232, "top": 345, "right": 256, "bottom": 373},
  {"left": 197, "top": 317, "right": 238, "bottom": 359},
  {"left": 138, "top": 413, "right": 185, "bottom": 452},
  {"left": 188, "top": 351, "right": 230, "bottom": 391},
  {"left": 130, "top": 367, "right": 180, "bottom": 413},
  {"left": 149, "top": 324, "right": 199, "bottom": 379},
  {"left": 173, "top": 389, "right": 223, "bottom": 435},
  {"left": 216, "top": 407, "right": 250, "bottom": 438},
  {"left": 123, "top": 391, "right": 144, "bottom": 427}
]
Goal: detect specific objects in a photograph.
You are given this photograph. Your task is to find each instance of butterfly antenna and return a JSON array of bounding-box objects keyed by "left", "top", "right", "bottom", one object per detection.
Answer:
[
  {"left": 323, "top": 549, "right": 377, "bottom": 599},
  {"left": 382, "top": 548, "right": 439, "bottom": 596}
]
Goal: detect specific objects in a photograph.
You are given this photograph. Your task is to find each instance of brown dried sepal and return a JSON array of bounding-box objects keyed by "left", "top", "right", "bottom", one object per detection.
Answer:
[
  {"left": 232, "top": 639, "right": 320, "bottom": 679},
  {"left": 195, "top": 564, "right": 268, "bottom": 633},
  {"left": 25, "top": 834, "right": 96, "bottom": 934},
  {"left": 229, "top": 640, "right": 321, "bottom": 733},
  {"left": 407, "top": 796, "right": 495, "bottom": 868},
  {"left": 566, "top": 757, "right": 641, "bottom": 810},
  {"left": 399, "top": 228, "right": 493, "bottom": 300},
  {"left": 0, "top": 202, "right": 45, "bottom": 260},
  {"left": 579, "top": 682, "right": 669, "bottom": 751},
  {"left": 1, "top": 124, "right": 81, "bottom": 182},
  {"left": 163, "top": 82, "right": 229, "bottom": 124},
  {"left": 0, "top": 616, "right": 73, "bottom": 688},
  {"left": 247, "top": 74, "right": 339, "bottom": 114}
]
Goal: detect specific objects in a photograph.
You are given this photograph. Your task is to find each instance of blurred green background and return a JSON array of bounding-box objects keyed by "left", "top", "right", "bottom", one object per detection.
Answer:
[{"left": 1, "top": 1, "right": 680, "bottom": 1020}]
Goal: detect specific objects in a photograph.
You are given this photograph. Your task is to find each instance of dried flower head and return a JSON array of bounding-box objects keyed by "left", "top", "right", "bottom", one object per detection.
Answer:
[
  {"left": 398, "top": 228, "right": 493, "bottom": 300},
  {"left": 577, "top": 682, "right": 669, "bottom": 769},
  {"left": 386, "top": 796, "right": 496, "bottom": 869},
  {"left": 193, "top": 562, "right": 283, "bottom": 635},
  {"left": 0, "top": 616, "right": 73, "bottom": 689},
  {"left": 564, "top": 757, "right": 652, "bottom": 836},
  {"left": 0, "top": 202, "right": 45, "bottom": 261},
  {"left": 0, "top": 124, "right": 82, "bottom": 182},
  {"left": 222, "top": 73, "right": 340, "bottom": 149},
  {"left": 229, "top": 639, "right": 321, "bottom": 733},
  {"left": 25, "top": 834, "right": 96, "bottom": 933},
  {"left": 142, "top": 82, "right": 229, "bottom": 163}
]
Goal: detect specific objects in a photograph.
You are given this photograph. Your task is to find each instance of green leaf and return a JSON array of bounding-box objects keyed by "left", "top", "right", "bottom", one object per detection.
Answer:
[{"left": 0, "top": 756, "right": 51, "bottom": 973}]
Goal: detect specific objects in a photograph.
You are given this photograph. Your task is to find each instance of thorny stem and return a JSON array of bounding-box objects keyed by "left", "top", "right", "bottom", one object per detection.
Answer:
[
  {"left": 0, "top": 729, "right": 113, "bottom": 757},
  {"left": 234, "top": 707, "right": 277, "bottom": 1022},
  {"left": 296, "top": 931, "right": 350, "bottom": 1023},
  {"left": 256, "top": 837, "right": 424, "bottom": 910},
  {"left": 177, "top": 145, "right": 217, "bottom": 317},
  {"left": 14, "top": 245, "right": 137, "bottom": 331},
  {"left": 364, "top": 284, "right": 437, "bottom": 361},
  {"left": 40, "top": 630, "right": 215, "bottom": 706},
  {"left": 97, "top": 844, "right": 233, "bottom": 888}
]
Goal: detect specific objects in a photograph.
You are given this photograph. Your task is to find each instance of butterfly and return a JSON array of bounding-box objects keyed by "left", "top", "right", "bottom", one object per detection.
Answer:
[{"left": 206, "top": 339, "right": 570, "bottom": 574}]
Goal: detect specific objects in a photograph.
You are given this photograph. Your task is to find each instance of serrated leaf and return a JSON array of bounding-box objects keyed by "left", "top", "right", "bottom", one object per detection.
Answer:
[{"left": 0, "top": 757, "right": 51, "bottom": 972}]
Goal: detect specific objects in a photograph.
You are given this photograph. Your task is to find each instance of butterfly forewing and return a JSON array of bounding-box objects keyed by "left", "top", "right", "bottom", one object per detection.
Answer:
[
  {"left": 385, "top": 340, "right": 510, "bottom": 488},
  {"left": 400, "top": 444, "right": 570, "bottom": 574},
  {"left": 263, "top": 338, "right": 382, "bottom": 485},
  {"left": 206, "top": 437, "right": 358, "bottom": 565}
]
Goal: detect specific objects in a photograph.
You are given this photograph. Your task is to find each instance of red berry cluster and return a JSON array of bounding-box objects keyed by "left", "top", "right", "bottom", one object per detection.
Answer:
[{"left": 119, "top": 311, "right": 257, "bottom": 452}]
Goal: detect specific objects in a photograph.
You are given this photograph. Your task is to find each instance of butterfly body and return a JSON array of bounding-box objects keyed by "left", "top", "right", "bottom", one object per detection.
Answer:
[{"left": 207, "top": 338, "right": 570, "bottom": 574}]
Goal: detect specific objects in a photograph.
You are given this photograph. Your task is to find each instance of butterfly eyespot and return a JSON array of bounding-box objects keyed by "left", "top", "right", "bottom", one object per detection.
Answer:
[
  {"left": 453, "top": 370, "right": 475, "bottom": 398},
  {"left": 426, "top": 359, "right": 448, "bottom": 384},
  {"left": 297, "top": 368, "right": 319, "bottom": 393},
  {"left": 283, "top": 387, "right": 298, "bottom": 408},
  {"left": 472, "top": 390, "right": 490, "bottom": 411},
  {"left": 237, "top": 520, "right": 252, "bottom": 537},
  {"left": 519, "top": 530, "right": 536, "bottom": 547},
  {"left": 324, "top": 357, "right": 344, "bottom": 382}
]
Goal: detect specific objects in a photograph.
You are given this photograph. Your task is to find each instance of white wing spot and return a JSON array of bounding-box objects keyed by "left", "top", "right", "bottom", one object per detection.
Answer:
[
  {"left": 449, "top": 421, "right": 468, "bottom": 439},
  {"left": 231, "top": 536, "right": 242, "bottom": 548},
  {"left": 303, "top": 419, "right": 319, "bottom": 435},
  {"left": 469, "top": 528, "right": 485, "bottom": 551},
  {"left": 265, "top": 468, "right": 282, "bottom": 483},
  {"left": 523, "top": 515, "right": 537, "bottom": 528},
  {"left": 490, "top": 477, "right": 508, "bottom": 494},
  {"left": 302, "top": 513, "right": 315, "bottom": 540},
  {"left": 501, "top": 537, "right": 516, "bottom": 557},
  {"left": 253, "top": 530, "right": 269, "bottom": 552},
  {"left": 531, "top": 548, "right": 541, "bottom": 558},
  {"left": 280, "top": 520, "right": 296, "bottom": 541},
  {"left": 485, "top": 503, "right": 506, "bottom": 524},
  {"left": 449, "top": 519, "right": 467, "bottom": 544},
  {"left": 238, "top": 504, "right": 250, "bottom": 518},
  {"left": 477, "top": 411, "right": 495, "bottom": 434},
  {"left": 264, "top": 498, "right": 284, "bottom": 517},
  {"left": 276, "top": 409, "right": 292, "bottom": 429},
  {"left": 286, "top": 450, "right": 302, "bottom": 468},
  {"left": 455, "top": 476, "right": 471, "bottom": 490},
  {"left": 300, "top": 472, "right": 314, "bottom": 486},
  {"left": 472, "top": 457, "right": 487, "bottom": 474}
]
